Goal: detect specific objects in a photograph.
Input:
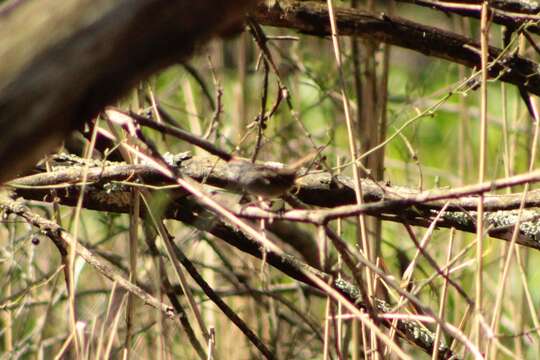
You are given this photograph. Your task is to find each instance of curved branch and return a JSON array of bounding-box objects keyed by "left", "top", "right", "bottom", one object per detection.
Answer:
[
  {"left": 252, "top": 1, "right": 540, "bottom": 95},
  {"left": 0, "top": 0, "right": 256, "bottom": 183},
  {"left": 397, "top": 0, "right": 540, "bottom": 34}
]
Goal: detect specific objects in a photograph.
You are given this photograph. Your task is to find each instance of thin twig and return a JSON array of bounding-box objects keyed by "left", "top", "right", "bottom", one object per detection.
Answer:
[
  {"left": 325, "top": 3, "right": 377, "bottom": 357},
  {"left": 474, "top": 2, "right": 489, "bottom": 347},
  {"left": 0, "top": 199, "right": 178, "bottom": 318},
  {"left": 165, "top": 225, "right": 277, "bottom": 360},
  {"left": 107, "top": 109, "right": 232, "bottom": 161}
]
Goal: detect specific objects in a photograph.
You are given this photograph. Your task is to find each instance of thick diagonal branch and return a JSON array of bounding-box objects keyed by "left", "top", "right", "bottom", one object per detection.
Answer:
[
  {"left": 0, "top": 0, "right": 256, "bottom": 183},
  {"left": 0, "top": 196, "right": 452, "bottom": 359},
  {"left": 252, "top": 1, "right": 540, "bottom": 95}
]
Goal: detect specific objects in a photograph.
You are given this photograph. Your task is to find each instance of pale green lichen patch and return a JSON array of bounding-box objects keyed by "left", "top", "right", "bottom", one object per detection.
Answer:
[
  {"left": 334, "top": 277, "right": 361, "bottom": 301},
  {"left": 51, "top": 153, "right": 121, "bottom": 170},
  {"left": 487, "top": 210, "right": 540, "bottom": 242},
  {"left": 442, "top": 211, "right": 474, "bottom": 227},
  {"left": 334, "top": 279, "right": 449, "bottom": 354},
  {"left": 163, "top": 151, "right": 192, "bottom": 167},
  {"left": 443, "top": 209, "right": 540, "bottom": 243}
]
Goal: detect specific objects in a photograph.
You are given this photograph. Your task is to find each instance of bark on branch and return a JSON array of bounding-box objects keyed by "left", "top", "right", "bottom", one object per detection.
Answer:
[
  {"left": 252, "top": 1, "right": 540, "bottom": 95},
  {"left": 10, "top": 154, "right": 540, "bottom": 250},
  {"left": 0, "top": 0, "right": 256, "bottom": 183},
  {"left": 397, "top": 0, "right": 540, "bottom": 35},
  {"left": 0, "top": 193, "right": 453, "bottom": 359}
]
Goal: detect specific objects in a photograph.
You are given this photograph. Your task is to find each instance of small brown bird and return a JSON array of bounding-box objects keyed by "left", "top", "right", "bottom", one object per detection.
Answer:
[{"left": 228, "top": 150, "right": 320, "bottom": 198}]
